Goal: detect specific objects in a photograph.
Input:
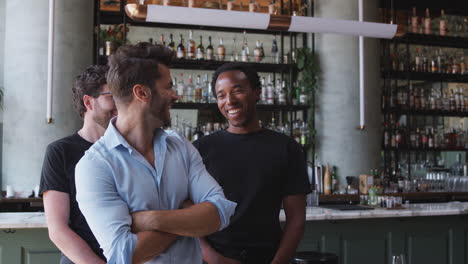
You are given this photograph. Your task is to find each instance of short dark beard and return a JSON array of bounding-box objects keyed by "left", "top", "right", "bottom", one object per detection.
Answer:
[{"left": 93, "top": 115, "right": 112, "bottom": 129}]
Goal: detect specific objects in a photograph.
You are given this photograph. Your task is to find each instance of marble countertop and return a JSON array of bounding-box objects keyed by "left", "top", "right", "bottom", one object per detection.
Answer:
[
  {"left": 280, "top": 202, "right": 468, "bottom": 221},
  {"left": 0, "top": 212, "right": 47, "bottom": 229},
  {"left": 3, "top": 202, "right": 468, "bottom": 229}
]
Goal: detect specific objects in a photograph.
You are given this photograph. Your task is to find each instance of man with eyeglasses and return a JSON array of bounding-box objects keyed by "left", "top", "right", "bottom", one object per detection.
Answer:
[{"left": 39, "top": 65, "right": 117, "bottom": 264}]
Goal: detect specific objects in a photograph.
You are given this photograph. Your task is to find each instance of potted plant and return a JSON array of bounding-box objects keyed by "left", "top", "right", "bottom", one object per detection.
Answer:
[
  {"left": 96, "top": 24, "right": 129, "bottom": 56},
  {"left": 294, "top": 47, "right": 319, "bottom": 149}
]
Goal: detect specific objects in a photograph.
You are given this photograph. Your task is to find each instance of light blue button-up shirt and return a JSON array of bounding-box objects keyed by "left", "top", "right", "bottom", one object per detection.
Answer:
[{"left": 75, "top": 119, "right": 237, "bottom": 264}]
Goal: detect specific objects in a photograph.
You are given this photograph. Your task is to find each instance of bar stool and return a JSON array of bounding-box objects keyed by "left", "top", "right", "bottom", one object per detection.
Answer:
[{"left": 291, "top": 251, "right": 338, "bottom": 264}]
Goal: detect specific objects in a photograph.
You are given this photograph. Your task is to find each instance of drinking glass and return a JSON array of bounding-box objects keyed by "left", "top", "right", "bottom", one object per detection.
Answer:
[{"left": 392, "top": 254, "right": 406, "bottom": 264}]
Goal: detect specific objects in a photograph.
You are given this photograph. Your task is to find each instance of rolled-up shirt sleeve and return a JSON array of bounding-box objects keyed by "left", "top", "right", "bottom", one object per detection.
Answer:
[
  {"left": 75, "top": 152, "right": 137, "bottom": 264},
  {"left": 185, "top": 140, "right": 237, "bottom": 230}
]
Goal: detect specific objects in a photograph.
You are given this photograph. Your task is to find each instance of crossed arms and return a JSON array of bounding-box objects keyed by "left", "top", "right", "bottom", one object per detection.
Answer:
[{"left": 131, "top": 201, "right": 222, "bottom": 264}]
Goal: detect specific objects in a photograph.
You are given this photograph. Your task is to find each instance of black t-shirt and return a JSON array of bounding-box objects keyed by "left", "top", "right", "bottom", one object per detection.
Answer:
[
  {"left": 193, "top": 129, "right": 311, "bottom": 259},
  {"left": 39, "top": 133, "right": 105, "bottom": 261}
]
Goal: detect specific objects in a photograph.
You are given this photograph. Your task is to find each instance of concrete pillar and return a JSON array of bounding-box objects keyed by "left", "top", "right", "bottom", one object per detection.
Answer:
[
  {"left": 314, "top": 0, "right": 381, "bottom": 187},
  {"left": 2, "top": 0, "right": 93, "bottom": 191}
]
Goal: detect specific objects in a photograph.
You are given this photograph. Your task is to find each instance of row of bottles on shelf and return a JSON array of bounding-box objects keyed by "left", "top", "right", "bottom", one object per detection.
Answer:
[
  {"left": 383, "top": 121, "right": 468, "bottom": 150},
  {"left": 150, "top": 0, "right": 307, "bottom": 16},
  {"left": 143, "top": 30, "right": 286, "bottom": 64},
  {"left": 387, "top": 46, "right": 467, "bottom": 74},
  {"left": 168, "top": 115, "right": 310, "bottom": 146},
  {"left": 383, "top": 153, "right": 468, "bottom": 193},
  {"left": 382, "top": 83, "right": 468, "bottom": 112},
  {"left": 406, "top": 8, "right": 463, "bottom": 36},
  {"left": 174, "top": 73, "right": 309, "bottom": 105}
]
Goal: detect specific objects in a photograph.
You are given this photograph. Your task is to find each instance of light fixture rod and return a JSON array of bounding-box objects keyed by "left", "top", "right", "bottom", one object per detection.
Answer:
[{"left": 125, "top": 4, "right": 399, "bottom": 39}]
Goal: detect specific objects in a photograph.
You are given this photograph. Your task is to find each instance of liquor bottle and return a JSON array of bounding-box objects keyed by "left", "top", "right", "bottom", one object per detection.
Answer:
[
  {"left": 177, "top": 73, "right": 186, "bottom": 102},
  {"left": 186, "top": 74, "right": 195, "bottom": 103},
  {"left": 437, "top": 49, "right": 445, "bottom": 73},
  {"left": 206, "top": 36, "right": 214, "bottom": 60},
  {"left": 167, "top": 33, "right": 175, "bottom": 51},
  {"left": 428, "top": 128, "right": 434, "bottom": 148},
  {"left": 202, "top": 74, "right": 210, "bottom": 103},
  {"left": 414, "top": 48, "right": 421, "bottom": 72},
  {"left": 187, "top": 30, "right": 196, "bottom": 59},
  {"left": 331, "top": 166, "right": 338, "bottom": 193},
  {"left": 424, "top": 8, "right": 431, "bottom": 34},
  {"left": 300, "top": 120, "right": 308, "bottom": 146},
  {"left": 249, "top": 0, "right": 257, "bottom": 12},
  {"left": 268, "top": 0, "right": 276, "bottom": 14},
  {"left": 414, "top": 128, "right": 421, "bottom": 148},
  {"left": 396, "top": 166, "right": 404, "bottom": 193},
  {"left": 452, "top": 57, "right": 461, "bottom": 74},
  {"left": 260, "top": 77, "right": 267, "bottom": 104},
  {"left": 278, "top": 80, "right": 287, "bottom": 105},
  {"left": 383, "top": 122, "right": 390, "bottom": 148},
  {"left": 192, "top": 126, "right": 204, "bottom": 141},
  {"left": 163, "top": 0, "right": 171, "bottom": 6},
  {"left": 271, "top": 37, "right": 279, "bottom": 64},
  {"left": 390, "top": 124, "right": 396, "bottom": 148},
  {"left": 148, "top": 38, "right": 154, "bottom": 44},
  {"left": 433, "top": 128, "right": 440, "bottom": 148},
  {"left": 160, "top": 34, "right": 166, "bottom": 46},
  {"left": 227, "top": 0, "right": 234, "bottom": 11},
  {"left": 291, "top": 81, "right": 298, "bottom": 105},
  {"left": 323, "top": 164, "right": 332, "bottom": 195},
  {"left": 460, "top": 55, "right": 466, "bottom": 74},
  {"left": 421, "top": 49, "right": 428, "bottom": 72},
  {"left": 217, "top": 38, "right": 226, "bottom": 61},
  {"left": 395, "top": 122, "right": 404, "bottom": 148},
  {"left": 241, "top": 31, "right": 250, "bottom": 62},
  {"left": 450, "top": 89, "right": 456, "bottom": 110},
  {"left": 188, "top": 0, "right": 195, "bottom": 8},
  {"left": 411, "top": 7, "right": 418, "bottom": 33},
  {"left": 409, "top": 82, "right": 415, "bottom": 108},
  {"left": 253, "top": 40, "right": 264, "bottom": 62},
  {"left": 208, "top": 79, "right": 216, "bottom": 103},
  {"left": 266, "top": 75, "right": 274, "bottom": 105},
  {"left": 421, "top": 129, "right": 428, "bottom": 149},
  {"left": 446, "top": 57, "right": 453, "bottom": 74},
  {"left": 440, "top": 9, "right": 447, "bottom": 36},
  {"left": 196, "top": 36, "right": 205, "bottom": 60},
  {"left": 177, "top": 34, "right": 186, "bottom": 59},
  {"left": 299, "top": 86, "right": 308, "bottom": 105},
  {"left": 419, "top": 88, "right": 426, "bottom": 110},
  {"left": 194, "top": 75, "right": 202, "bottom": 103},
  {"left": 275, "top": 78, "right": 281, "bottom": 104}
]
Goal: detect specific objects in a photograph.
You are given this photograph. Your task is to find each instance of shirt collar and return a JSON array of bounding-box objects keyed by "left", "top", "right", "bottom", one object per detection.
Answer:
[{"left": 103, "top": 116, "right": 168, "bottom": 150}]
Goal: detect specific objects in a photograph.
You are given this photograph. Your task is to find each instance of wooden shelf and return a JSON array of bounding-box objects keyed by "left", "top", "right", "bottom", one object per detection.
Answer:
[
  {"left": 381, "top": 70, "right": 468, "bottom": 83},
  {"left": 393, "top": 33, "right": 468, "bottom": 49},
  {"left": 382, "top": 108, "right": 468, "bottom": 118},
  {"left": 99, "top": 56, "right": 291, "bottom": 73},
  {"left": 383, "top": 147, "right": 468, "bottom": 152}
]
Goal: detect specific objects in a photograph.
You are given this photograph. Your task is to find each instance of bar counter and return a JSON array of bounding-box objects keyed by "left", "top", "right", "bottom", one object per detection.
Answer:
[
  {"left": 1, "top": 202, "right": 468, "bottom": 228},
  {"left": 1, "top": 202, "right": 468, "bottom": 263}
]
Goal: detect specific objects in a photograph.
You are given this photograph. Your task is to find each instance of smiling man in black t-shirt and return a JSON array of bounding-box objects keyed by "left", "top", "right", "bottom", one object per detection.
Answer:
[
  {"left": 193, "top": 62, "right": 311, "bottom": 264},
  {"left": 40, "top": 65, "right": 117, "bottom": 264}
]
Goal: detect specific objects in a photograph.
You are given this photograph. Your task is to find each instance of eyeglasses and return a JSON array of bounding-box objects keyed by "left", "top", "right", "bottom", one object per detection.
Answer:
[{"left": 99, "top": 92, "right": 112, "bottom": 96}]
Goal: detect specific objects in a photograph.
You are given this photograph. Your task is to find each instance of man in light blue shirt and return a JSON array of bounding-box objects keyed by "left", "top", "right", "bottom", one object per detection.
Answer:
[{"left": 75, "top": 43, "right": 237, "bottom": 264}]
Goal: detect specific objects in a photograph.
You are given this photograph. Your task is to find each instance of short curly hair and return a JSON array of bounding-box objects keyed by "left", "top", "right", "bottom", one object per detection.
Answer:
[
  {"left": 211, "top": 62, "right": 261, "bottom": 98},
  {"left": 106, "top": 42, "right": 174, "bottom": 104},
  {"left": 72, "top": 65, "right": 109, "bottom": 118}
]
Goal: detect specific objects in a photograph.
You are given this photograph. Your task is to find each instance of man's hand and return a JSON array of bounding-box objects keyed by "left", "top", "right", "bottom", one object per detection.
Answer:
[
  {"left": 132, "top": 200, "right": 194, "bottom": 233},
  {"left": 131, "top": 211, "right": 155, "bottom": 233}
]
